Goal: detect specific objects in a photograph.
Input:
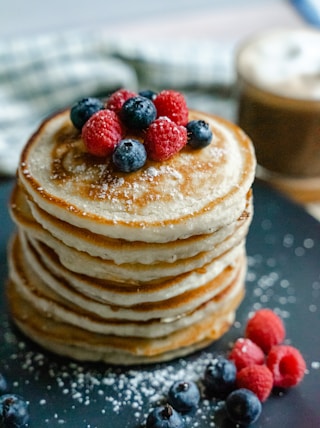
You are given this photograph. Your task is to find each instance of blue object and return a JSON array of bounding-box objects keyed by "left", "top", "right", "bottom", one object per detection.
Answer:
[
  {"left": 70, "top": 97, "right": 104, "bottom": 130},
  {"left": 186, "top": 120, "right": 213, "bottom": 149},
  {"left": 226, "top": 388, "right": 262, "bottom": 425},
  {"left": 121, "top": 96, "right": 157, "bottom": 130},
  {"left": 112, "top": 138, "right": 147, "bottom": 172},
  {"left": 0, "top": 373, "right": 8, "bottom": 394},
  {"left": 290, "top": 0, "right": 320, "bottom": 26},
  {"left": 146, "top": 404, "right": 185, "bottom": 428},
  {"left": 168, "top": 380, "right": 200, "bottom": 413},
  {"left": 204, "top": 356, "right": 237, "bottom": 398},
  {"left": 0, "top": 394, "right": 30, "bottom": 428}
]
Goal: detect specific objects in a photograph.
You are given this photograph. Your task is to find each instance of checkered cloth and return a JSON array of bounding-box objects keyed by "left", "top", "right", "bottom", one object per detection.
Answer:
[{"left": 0, "top": 30, "right": 235, "bottom": 175}]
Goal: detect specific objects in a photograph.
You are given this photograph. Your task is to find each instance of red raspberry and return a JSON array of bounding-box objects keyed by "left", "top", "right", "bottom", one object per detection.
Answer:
[
  {"left": 82, "top": 110, "right": 124, "bottom": 157},
  {"left": 236, "top": 365, "right": 274, "bottom": 402},
  {"left": 245, "top": 309, "right": 286, "bottom": 353},
  {"left": 266, "top": 345, "right": 306, "bottom": 388},
  {"left": 144, "top": 117, "right": 187, "bottom": 161},
  {"left": 229, "top": 338, "right": 265, "bottom": 371},
  {"left": 106, "top": 89, "right": 137, "bottom": 113},
  {"left": 153, "top": 90, "right": 188, "bottom": 126}
]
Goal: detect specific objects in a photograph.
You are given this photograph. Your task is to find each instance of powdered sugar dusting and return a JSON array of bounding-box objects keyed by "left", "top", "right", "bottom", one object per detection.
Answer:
[
  {"left": 3, "top": 333, "right": 225, "bottom": 427},
  {"left": 2, "top": 235, "right": 318, "bottom": 427}
]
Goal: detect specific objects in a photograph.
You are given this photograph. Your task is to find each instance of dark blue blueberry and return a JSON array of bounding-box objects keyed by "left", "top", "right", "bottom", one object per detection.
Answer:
[
  {"left": 0, "top": 375, "right": 7, "bottom": 394},
  {"left": 186, "top": 120, "right": 213, "bottom": 149},
  {"left": 225, "top": 388, "right": 262, "bottom": 426},
  {"left": 70, "top": 97, "right": 104, "bottom": 130},
  {"left": 146, "top": 404, "right": 185, "bottom": 428},
  {"left": 0, "top": 394, "right": 30, "bottom": 428},
  {"left": 112, "top": 139, "right": 147, "bottom": 172},
  {"left": 168, "top": 380, "right": 200, "bottom": 413},
  {"left": 120, "top": 96, "right": 157, "bottom": 130},
  {"left": 204, "top": 356, "right": 236, "bottom": 398},
  {"left": 138, "top": 89, "right": 157, "bottom": 100}
]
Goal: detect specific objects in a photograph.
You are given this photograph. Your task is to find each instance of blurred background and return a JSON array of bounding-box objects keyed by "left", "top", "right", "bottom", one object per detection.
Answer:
[
  {"left": 0, "top": 0, "right": 315, "bottom": 178},
  {"left": 0, "top": 0, "right": 304, "bottom": 39}
]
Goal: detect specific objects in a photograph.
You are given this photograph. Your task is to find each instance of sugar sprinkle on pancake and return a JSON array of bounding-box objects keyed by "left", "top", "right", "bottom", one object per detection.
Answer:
[{"left": 7, "top": 88, "right": 256, "bottom": 364}]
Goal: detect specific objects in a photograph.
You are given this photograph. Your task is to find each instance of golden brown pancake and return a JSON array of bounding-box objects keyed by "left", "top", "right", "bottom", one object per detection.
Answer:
[{"left": 7, "top": 104, "right": 256, "bottom": 364}]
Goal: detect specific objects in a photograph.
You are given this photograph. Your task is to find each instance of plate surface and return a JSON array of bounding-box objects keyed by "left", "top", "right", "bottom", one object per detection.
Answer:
[{"left": 1, "top": 178, "right": 320, "bottom": 428}]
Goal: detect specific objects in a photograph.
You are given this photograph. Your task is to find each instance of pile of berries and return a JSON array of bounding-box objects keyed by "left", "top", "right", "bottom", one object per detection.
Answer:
[
  {"left": 0, "top": 373, "right": 30, "bottom": 428},
  {"left": 146, "top": 309, "right": 306, "bottom": 428},
  {"left": 70, "top": 89, "right": 213, "bottom": 173}
]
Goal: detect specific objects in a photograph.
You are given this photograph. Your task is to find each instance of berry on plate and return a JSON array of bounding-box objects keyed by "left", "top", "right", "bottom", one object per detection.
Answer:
[
  {"left": 186, "top": 120, "right": 213, "bottom": 149},
  {"left": 146, "top": 403, "right": 185, "bottom": 428},
  {"left": 229, "top": 338, "right": 265, "bottom": 371},
  {"left": 266, "top": 345, "right": 306, "bottom": 388},
  {"left": 245, "top": 309, "right": 286, "bottom": 353},
  {"left": 204, "top": 356, "right": 236, "bottom": 398},
  {"left": 70, "top": 97, "right": 104, "bottom": 130},
  {"left": 153, "top": 90, "right": 188, "bottom": 126},
  {"left": 167, "top": 380, "right": 200, "bottom": 414},
  {"left": 82, "top": 109, "right": 124, "bottom": 157},
  {"left": 0, "top": 394, "right": 30, "bottom": 428},
  {"left": 144, "top": 117, "right": 187, "bottom": 161},
  {"left": 121, "top": 96, "right": 157, "bottom": 130},
  {"left": 236, "top": 364, "right": 274, "bottom": 402},
  {"left": 112, "top": 139, "right": 147, "bottom": 172},
  {"left": 106, "top": 88, "right": 137, "bottom": 113},
  {"left": 225, "top": 388, "right": 262, "bottom": 426}
]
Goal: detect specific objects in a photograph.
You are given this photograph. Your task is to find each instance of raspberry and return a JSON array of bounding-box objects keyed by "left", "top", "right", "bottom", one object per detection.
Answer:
[
  {"left": 266, "top": 345, "right": 306, "bottom": 388},
  {"left": 236, "top": 365, "right": 274, "bottom": 402},
  {"left": 229, "top": 338, "right": 265, "bottom": 370},
  {"left": 106, "top": 89, "right": 137, "bottom": 113},
  {"left": 245, "top": 309, "right": 286, "bottom": 353},
  {"left": 144, "top": 118, "right": 187, "bottom": 161},
  {"left": 82, "top": 110, "right": 124, "bottom": 157},
  {"left": 153, "top": 90, "right": 188, "bottom": 126}
]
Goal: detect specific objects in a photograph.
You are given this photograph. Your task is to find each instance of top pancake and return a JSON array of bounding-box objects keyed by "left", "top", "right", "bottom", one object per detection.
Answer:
[{"left": 18, "top": 109, "right": 256, "bottom": 243}]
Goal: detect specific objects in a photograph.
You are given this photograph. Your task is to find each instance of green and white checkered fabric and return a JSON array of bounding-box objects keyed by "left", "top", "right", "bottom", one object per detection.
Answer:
[{"left": 0, "top": 30, "right": 235, "bottom": 175}]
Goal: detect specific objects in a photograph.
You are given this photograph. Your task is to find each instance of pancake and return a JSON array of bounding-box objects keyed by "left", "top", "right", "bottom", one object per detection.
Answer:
[
  {"left": 8, "top": 279, "right": 243, "bottom": 364},
  {"left": 11, "top": 233, "right": 245, "bottom": 324},
  {"left": 8, "top": 234, "right": 245, "bottom": 338},
  {"left": 7, "top": 92, "right": 256, "bottom": 364},
  {"left": 11, "top": 183, "right": 252, "bottom": 264},
  {"left": 18, "top": 109, "right": 255, "bottom": 243}
]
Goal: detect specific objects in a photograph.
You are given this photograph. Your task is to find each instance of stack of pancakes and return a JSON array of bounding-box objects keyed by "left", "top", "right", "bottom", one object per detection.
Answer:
[{"left": 8, "top": 108, "right": 256, "bottom": 364}]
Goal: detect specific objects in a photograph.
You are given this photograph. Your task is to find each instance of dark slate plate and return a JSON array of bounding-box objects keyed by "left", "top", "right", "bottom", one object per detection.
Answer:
[{"left": 1, "top": 178, "right": 320, "bottom": 428}]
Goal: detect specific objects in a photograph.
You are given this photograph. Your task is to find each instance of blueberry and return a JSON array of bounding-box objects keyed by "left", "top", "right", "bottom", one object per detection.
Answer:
[
  {"left": 0, "top": 375, "right": 7, "bottom": 394},
  {"left": 225, "top": 388, "right": 262, "bottom": 426},
  {"left": 146, "top": 404, "right": 185, "bottom": 428},
  {"left": 138, "top": 89, "right": 157, "bottom": 100},
  {"left": 168, "top": 380, "right": 200, "bottom": 413},
  {"left": 70, "top": 97, "right": 104, "bottom": 130},
  {"left": 120, "top": 96, "right": 157, "bottom": 130},
  {"left": 204, "top": 356, "right": 236, "bottom": 398},
  {"left": 112, "top": 139, "right": 147, "bottom": 172},
  {"left": 186, "top": 120, "right": 213, "bottom": 149},
  {"left": 0, "top": 394, "right": 30, "bottom": 428}
]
